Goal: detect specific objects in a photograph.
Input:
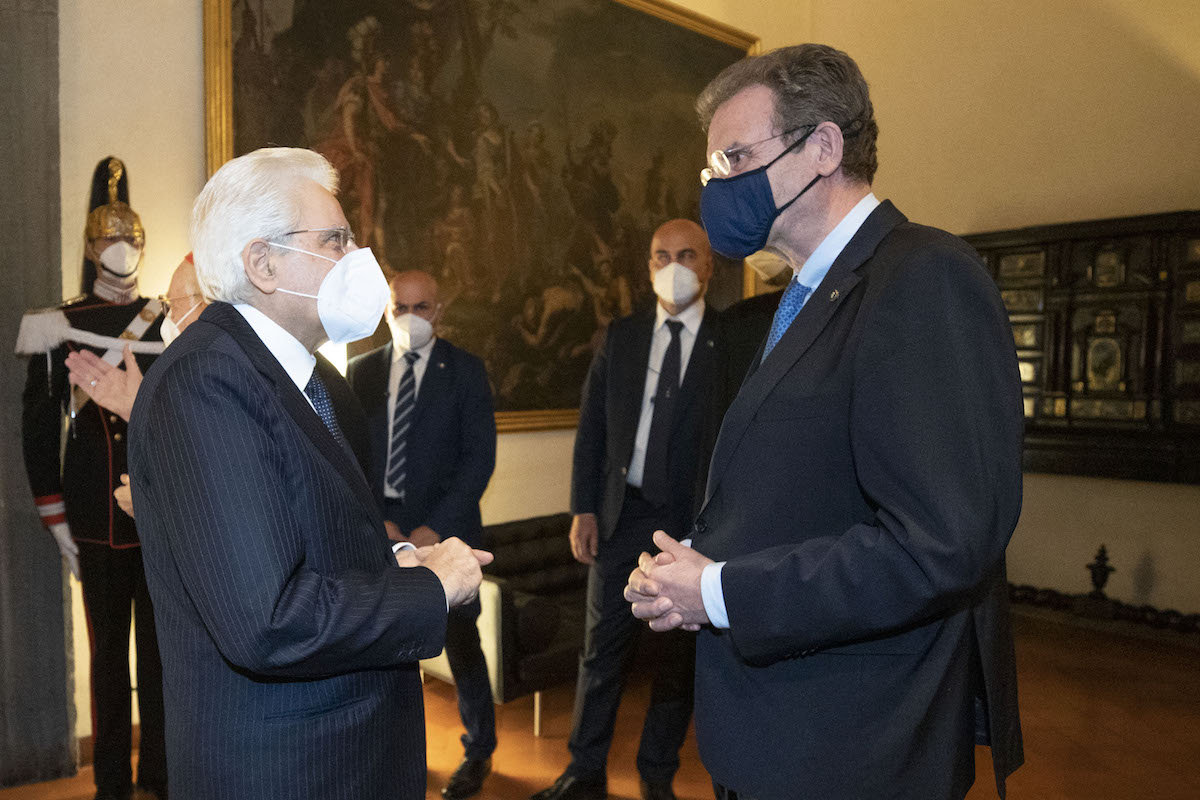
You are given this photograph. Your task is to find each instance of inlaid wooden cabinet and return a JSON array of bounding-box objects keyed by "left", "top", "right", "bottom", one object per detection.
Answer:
[{"left": 963, "top": 211, "right": 1200, "bottom": 483}]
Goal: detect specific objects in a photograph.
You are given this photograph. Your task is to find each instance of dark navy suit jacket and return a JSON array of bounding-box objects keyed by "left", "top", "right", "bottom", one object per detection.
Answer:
[
  {"left": 570, "top": 304, "right": 719, "bottom": 542},
  {"left": 346, "top": 338, "right": 496, "bottom": 548},
  {"left": 128, "top": 302, "right": 448, "bottom": 799},
  {"left": 690, "top": 202, "right": 1025, "bottom": 799}
]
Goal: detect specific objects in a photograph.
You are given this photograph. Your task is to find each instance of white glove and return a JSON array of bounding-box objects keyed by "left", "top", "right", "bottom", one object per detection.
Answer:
[{"left": 48, "top": 522, "right": 80, "bottom": 580}]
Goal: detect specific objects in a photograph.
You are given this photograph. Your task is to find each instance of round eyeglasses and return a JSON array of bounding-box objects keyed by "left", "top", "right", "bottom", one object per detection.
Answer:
[{"left": 700, "top": 125, "right": 813, "bottom": 187}]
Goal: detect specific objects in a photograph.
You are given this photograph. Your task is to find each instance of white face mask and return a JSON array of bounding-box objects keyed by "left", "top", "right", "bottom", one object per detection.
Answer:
[
  {"left": 269, "top": 244, "right": 389, "bottom": 345},
  {"left": 387, "top": 312, "right": 434, "bottom": 351},
  {"left": 160, "top": 300, "right": 201, "bottom": 347},
  {"left": 652, "top": 261, "right": 702, "bottom": 308},
  {"left": 98, "top": 241, "right": 142, "bottom": 279}
]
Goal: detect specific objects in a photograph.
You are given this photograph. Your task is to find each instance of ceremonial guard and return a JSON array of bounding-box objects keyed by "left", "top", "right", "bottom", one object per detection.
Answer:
[{"left": 17, "top": 157, "right": 168, "bottom": 800}]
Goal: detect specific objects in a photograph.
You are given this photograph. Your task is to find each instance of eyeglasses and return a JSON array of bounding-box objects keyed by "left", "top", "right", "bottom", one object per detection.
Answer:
[
  {"left": 700, "top": 125, "right": 814, "bottom": 186},
  {"left": 279, "top": 226, "right": 357, "bottom": 256},
  {"left": 157, "top": 293, "right": 203, "bottom": 317}
]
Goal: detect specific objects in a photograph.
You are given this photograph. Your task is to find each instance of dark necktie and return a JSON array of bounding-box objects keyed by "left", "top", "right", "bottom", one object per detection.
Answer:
[
  {"left": 385, "top": 351, "right": 421, "bottom": 499},
  {"left": 640, "top": 320, "right": 684, "bottom": 506},
  {"left": 304, "top": 369, "right": 345, "bottom": 444},
  {"left": 762, "top": 279, "right": 815, "bottom": 360}
]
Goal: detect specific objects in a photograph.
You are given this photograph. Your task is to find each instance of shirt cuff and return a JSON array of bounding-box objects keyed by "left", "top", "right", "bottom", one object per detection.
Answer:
[
  {"left": 392, "top": 541, "right": 448, "bottom": 610},
  {"left": 700, "top": 562, "right": 730, "bottom": 629}
]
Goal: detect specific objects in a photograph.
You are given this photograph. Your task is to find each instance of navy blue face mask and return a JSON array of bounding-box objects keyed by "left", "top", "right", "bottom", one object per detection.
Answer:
[{"left": 700, "top": 129, "right": 821, "bottom": 259}]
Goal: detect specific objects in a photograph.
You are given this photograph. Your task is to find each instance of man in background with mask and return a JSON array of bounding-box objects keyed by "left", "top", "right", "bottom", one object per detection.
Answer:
[
  {"left": 626, "top": 45, "right": 1023, "bottom": 800},
  {"left": 66, "top": 252, "right": 210, "bottom": 518},
  {"left": 66, "top": 252, "right": 208, "bottom": 422},
  {"left": 346, "top": 270, "right": 498, "bottom": 800},
  {"left": 532, "top": 219, "right": 719, "bottom": 800},
  {"left": 17, "top": 156, "right": 168, "bottom": 800},
  {"left": 127, "top": 147, "right": 491, "bottom": 799}
]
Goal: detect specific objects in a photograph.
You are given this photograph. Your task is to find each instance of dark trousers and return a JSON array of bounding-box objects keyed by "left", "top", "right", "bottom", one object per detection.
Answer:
[
  {"left": 384, "top": 499, "right": 496, "bottom": 761},
  {"left": 445, "top": 597, "right": 497, "bottom": 760},
  {"left": 566, "top": 489, "right": 696, "bottom": 784},
  {"left": 78, "top": 543, "right": 166, "bottom": 796}
]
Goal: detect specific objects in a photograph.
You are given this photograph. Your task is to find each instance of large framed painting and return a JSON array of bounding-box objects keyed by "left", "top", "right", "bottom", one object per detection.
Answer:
[{"left": 204, "top": 0, "right": 756, "bottom": 431}]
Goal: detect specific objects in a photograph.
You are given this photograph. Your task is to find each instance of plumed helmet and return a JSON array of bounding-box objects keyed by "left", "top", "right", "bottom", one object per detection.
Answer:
[{"left": 84, "top": 157, "right": 145, "bottom": 248}]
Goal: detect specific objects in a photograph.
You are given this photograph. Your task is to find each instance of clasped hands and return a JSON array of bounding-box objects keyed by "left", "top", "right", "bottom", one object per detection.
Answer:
[{"left": 625, "top": 530, "right": 713, "bottom": 632}]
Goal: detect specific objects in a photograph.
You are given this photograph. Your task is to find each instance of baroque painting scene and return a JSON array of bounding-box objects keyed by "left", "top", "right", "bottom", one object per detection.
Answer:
[{"left": 230, "top": 0, "right": 746, "bottom": 411}]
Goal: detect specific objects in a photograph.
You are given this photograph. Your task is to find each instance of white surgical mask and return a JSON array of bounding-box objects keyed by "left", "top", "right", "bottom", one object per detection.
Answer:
[
  {"left": 160, "top": 300, "right": 201, "bottom": 347},
  {"left": 99, "top": 241, "right": 142, "bottom": 278},
  {"left": 387, "top": 312, "right": 434, "bottom": 351},
  {"left": 269, "top": 243, "right": 389, "bottom": 345},
  {"left": 652, "top": 261, "right": 702, "bottom": 308}
]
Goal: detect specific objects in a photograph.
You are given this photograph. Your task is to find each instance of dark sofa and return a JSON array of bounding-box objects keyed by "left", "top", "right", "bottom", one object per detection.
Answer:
[{"left": 420, "top": 512, "right": 589, "bottom": 732}]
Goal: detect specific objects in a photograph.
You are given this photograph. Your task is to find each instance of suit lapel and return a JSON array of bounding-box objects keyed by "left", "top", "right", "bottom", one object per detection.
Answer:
[
  {"left": 413, "top": 338, "right": 450, "bottom": 428},
  {"left": 671, "top": 306, "right": 718, "bottom": 435},
  {"left": 614, "top": 311, "right": 655, "bottom": 461},
  {"left": 358, "top": 344, "right": 391, "bottom": 421},
  {"left": 205, "top": 303, "right": 382, "bottom": 527},
  {"left": 704, "top": 201, "right": 907, "bottom": 496}
]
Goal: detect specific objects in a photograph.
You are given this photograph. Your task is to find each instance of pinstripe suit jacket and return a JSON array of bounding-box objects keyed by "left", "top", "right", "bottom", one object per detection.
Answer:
[{"left": 128, "top": 302, "right": 448, "bottom": 800}]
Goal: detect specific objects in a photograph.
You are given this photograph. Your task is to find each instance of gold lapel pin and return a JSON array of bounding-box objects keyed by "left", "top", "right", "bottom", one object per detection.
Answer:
[{"left": 829, "top": 289, "right": 840, "bottom": 301}]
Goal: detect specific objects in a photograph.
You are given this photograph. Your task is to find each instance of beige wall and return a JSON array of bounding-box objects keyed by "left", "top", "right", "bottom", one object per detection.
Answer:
[{"left": 55, "top": 0, "right": 1200, "bottom": 739}]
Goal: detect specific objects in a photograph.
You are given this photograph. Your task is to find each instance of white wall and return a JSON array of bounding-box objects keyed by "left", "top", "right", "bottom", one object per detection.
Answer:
[{"left": 55, "top": 0, "right": 1200, "bottom": 740}]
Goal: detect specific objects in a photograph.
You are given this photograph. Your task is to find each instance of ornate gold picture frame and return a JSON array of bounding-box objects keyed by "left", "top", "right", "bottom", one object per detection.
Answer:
[{"left": 204, "top": 0, "right": 755, "bottom": 433}]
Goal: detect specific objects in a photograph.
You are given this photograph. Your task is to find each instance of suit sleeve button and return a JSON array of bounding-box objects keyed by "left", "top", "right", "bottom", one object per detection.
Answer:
[{"left": 621, "top": 467, "right": 628, "bottom": 476}]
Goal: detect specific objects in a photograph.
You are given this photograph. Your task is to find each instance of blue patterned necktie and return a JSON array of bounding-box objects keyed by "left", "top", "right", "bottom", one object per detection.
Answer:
[
  {"left": 303, "top": 370, "right": 345, "bottom": 444},
  {"left": 385, "top": 351, "right": 421, "bottom": 499},
  {"left": 762, "top": 279, "right": 815, "bottom": 360}
]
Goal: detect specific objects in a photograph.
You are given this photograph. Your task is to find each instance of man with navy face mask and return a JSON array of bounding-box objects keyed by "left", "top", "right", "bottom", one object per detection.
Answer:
[
  {"left": 127, "top": 147, "right": 492, "bottom": 800},
  {"left": 627, "top": 45, "right": 1025, "bottom": 800}
]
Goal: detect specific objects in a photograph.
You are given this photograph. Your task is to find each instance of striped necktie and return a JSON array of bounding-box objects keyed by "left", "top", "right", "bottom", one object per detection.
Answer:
[
  {"left": 385, "top": 351, "right": 421, "bottom": 499},
  {"left": 303, "top": 370, "right": 345, "bottom": 444},
  {"left": 762, "top": 279, "right": 815, "bottom": 360}
]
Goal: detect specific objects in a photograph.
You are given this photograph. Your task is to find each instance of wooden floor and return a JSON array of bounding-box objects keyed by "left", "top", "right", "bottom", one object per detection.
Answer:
[{"left": 3, "top": 610, "right": 1197, "bottom": 800}]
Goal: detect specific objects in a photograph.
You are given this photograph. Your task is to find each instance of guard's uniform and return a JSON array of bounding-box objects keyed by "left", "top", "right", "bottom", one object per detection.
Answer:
[{"left": 18, "top": 157, "right": 167, "bottom": 800}]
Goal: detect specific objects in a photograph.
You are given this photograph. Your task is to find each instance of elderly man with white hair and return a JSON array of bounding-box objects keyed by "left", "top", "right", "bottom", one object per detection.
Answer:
[{"left": 127, "top": 147, "right": 491, "bottom": 800}]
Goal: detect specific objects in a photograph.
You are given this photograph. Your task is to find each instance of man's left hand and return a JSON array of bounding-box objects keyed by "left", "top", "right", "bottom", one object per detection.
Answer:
[
  {"left": 408, "top": 525, "right": 440, "bottom": 548},
  {"left": 626, "top": 530, "right": 712, "bottom": 632}
]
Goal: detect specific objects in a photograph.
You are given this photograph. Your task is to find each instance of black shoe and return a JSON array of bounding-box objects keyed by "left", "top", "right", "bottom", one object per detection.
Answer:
[
  {"left": 92, "top": 791, "right": 131, "bottom": 800},
  {"left": 639, "top": 778, "right": 677, "bottom": 800},
  {"left": 529, "top": 772, "right": 608, "bottom": 800},
  {"left": 442, "top": 757, "right": 492, "bottom": 800}
]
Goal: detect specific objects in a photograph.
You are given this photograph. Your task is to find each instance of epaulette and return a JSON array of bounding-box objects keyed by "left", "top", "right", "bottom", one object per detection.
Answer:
[
  {"left": 60, "top": 294, "right": 90, "bottom": 308},
  {"left": 14, "top": 305, "right": 165, "bottom": 357},
  {"left": 14, "top": 308, "right": 72, "bottom": 355}
]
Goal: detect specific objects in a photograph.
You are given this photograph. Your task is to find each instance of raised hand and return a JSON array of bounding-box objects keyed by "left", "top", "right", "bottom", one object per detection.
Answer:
[{"left": 66, "top": 344, "right": 142, "bottom": 421}]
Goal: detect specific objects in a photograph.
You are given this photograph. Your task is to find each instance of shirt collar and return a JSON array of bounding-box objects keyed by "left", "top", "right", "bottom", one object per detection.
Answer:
[
  {"left": 233, "top": 303, "right": 317, "bottom": 393},
  {"left": 793, "top": 192, "right": 881, "bottom": 291},
  {"left": 391, "top": 334, "right": 437, "bottom": 363},
  {"left": 654, "top": 297, "right": 705, "bottom": 335}
]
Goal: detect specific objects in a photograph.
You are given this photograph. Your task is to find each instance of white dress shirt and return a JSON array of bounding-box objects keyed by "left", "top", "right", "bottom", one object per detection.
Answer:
[
  {"left": 233, "top": 303, "right": 317, "bottom": 409},
  {"left": 700, "top": 192, "right": 881, "bottom": 629},
  {"left": 626, "top": 298, "right": 706, "bottom": 488},
  {"left": 383, "top": 335, "right": 437, "bottom": 500}
]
